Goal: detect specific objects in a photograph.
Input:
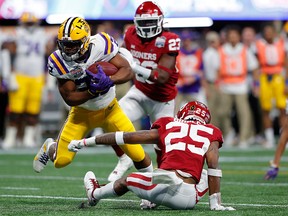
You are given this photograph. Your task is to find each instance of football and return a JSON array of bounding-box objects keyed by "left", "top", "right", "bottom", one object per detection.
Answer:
[{"left": 87, "top": 61, "right": 118, "bottom": 76}]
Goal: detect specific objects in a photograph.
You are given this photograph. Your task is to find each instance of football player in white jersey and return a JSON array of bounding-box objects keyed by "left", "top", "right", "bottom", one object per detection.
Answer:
[
  {"left": 2, "top": 12, "right": 54, "bottom": 149},
  {"left": 32, "top": 17, "right": 153, "bottom": 179}
]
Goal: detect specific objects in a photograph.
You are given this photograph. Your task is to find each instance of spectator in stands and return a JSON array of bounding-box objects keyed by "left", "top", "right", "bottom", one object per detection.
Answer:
[
  {"left": 242, "top": 26, "right": 264, "bottom": 145},
  {"left": 175, "top": 29, "right": 207, "bottom": 112}
]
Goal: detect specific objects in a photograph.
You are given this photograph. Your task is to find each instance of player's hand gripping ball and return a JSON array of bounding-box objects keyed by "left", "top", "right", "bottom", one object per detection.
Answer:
[{"left": 85, "top": 62, "right": 116, "bottom": 96}]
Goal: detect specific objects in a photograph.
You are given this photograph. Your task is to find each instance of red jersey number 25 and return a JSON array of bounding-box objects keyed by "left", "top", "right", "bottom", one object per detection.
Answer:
[{"left": 164, "top": 121, "right": 213, "bottom": 156}]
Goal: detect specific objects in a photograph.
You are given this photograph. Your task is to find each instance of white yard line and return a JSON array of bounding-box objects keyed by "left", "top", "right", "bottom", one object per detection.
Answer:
[
  {"left": 0, "top": 194, "right": 287, "bottom": 208},
  {"left": 0, "top": 187, "right": 40, "bottom": 190}
]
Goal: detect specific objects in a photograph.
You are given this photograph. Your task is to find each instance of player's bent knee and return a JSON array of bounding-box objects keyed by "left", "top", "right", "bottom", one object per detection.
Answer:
[
  {"left": 54, "top": 156, "right": 73, "bottom": 168},
  {"left": 121, "top": 145, "right": 146, "bottom": 162}
]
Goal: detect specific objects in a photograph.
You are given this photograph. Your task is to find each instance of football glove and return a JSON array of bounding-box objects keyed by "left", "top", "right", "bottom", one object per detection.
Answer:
[
  {"left": 209, "top": 193, "right": 235, "bottom": 211},
  {"left": 68, "top": 140, "right": 85, "bottom": 152},
  {"left": 85, "top": 65, "right": 114, "bottom": 96},
  {"left": 140, "top": 199, "right": 157, "bottom": 210},
  {"left": 264, "top": 166, "right": 279, "bottom": 180}
]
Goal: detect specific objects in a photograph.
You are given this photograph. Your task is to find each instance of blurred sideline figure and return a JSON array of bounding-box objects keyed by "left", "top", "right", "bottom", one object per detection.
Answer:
[
  {"left": 32, "top": 17, "right": 153, "bottom": 181},
  {"left": 241, "top": 27, "right": 264, "bottom": 145},
  {"left": 253, "top": 23, "right": 288, "bottom": 148},
  {"left": 68, "top": 101, "right": 235, "bottom": 211},
  {"left": 203, "top": 31, "right": 221, "bottom": 127},
  {"left": 175, "top": 29, "right": 207, "bottom": 112},
  {"left": 2, "top": 12, "right": 54, "bottom": 149},
  {"left": 107, "top": 1, "right": 180, "bottom": 182},
  {"left": 0, "top": 33, "right": 10, "bottom": 145},
  {"left": 265, "top": 99, "right": 288, "bottom": 180},
  {"left": 216, "top": 25, "right": 259, "bottom": 148}
]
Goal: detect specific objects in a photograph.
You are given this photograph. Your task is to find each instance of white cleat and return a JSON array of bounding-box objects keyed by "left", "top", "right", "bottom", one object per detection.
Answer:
[
  {"left": 108, "top": 154, "right": 134, "bottom": 182},
  {"left": 33, "top": 138, "right": 54, "bottom": 173},
  {"left": 84, "top": 171, "right": 100, "bottom": 206}
]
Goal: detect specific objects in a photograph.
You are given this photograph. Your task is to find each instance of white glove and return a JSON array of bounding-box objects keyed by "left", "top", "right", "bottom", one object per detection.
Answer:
[
  {"left": 209, "top": 192, "right": 235, "bottom": 211},
  {"left": 68, "top": 140, "right": 85, "bottom": 152},
  {"left": 211, "top": 205, "right": 235, "bottom": 211},
  {"left": 140, "top": 199, "right": 157, "bottom": 210}
]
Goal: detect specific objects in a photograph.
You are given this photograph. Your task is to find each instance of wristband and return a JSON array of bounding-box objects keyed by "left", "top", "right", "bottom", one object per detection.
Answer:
[
  {"left": 132, "top": 64, "right": 151, "bottom": 80},
  {"left": 208, "top": 168, "right": 222, "bottom": 177},
  {"left": 84, "top": 137, "right": 96, "bottom": 146},
  {"left": 115, "top": 131, "right": 125, "bottom": 145}
]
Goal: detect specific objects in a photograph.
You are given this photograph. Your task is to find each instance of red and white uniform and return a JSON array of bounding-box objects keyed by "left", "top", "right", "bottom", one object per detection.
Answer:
[
  {"left": 126, "top": 117, "right": 223, "bottom": 209},
  {"left": 120, "top": 26, "right": 180, "bottom": 122}
]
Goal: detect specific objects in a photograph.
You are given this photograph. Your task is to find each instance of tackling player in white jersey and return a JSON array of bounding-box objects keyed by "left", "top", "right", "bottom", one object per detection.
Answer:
[
  {"left": 32, "top": 17, "right": 153, "bottom": 180},
  {"left": 68, "top": 101, "right": 235, "bottom": 211}
]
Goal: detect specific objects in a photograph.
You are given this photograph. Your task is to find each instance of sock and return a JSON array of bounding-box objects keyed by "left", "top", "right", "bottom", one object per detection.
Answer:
[
  {"left": 265, "top": 128, "right": 275, "bottom": 145},
  {"left": 94, "top": 182, "right": 118, "bottom": 200},
  {"left": 137, "top": 162, "right": 153, "bottom": 172},
  {"left": 23, "top": 126, "right": 36, "bottom": 147}
]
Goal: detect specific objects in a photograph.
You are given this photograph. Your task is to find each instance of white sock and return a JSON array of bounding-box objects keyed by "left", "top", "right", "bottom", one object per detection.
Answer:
[
  {"left": 137, "top": 162, "right": 153, "bottom": 172},
  {"left": 23, "top": 126, "right": 36, "bottom": 147},
  {"left": 94, "top": 182, "right": 118, "bottom": 200},
  {"left": 2, "top": 126, "right": 17, "bottom": 148},
  {"left": 264, "top": 128, "right": 275, "bottom": 144}
]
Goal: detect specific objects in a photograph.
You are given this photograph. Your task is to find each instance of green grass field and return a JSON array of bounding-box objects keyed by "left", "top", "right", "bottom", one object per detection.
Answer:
[{"left": 0, "top": 145, "right": 287, "bottom": 216}]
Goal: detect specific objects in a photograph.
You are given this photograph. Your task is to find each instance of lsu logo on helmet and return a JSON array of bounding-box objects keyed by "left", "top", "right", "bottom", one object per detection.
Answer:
[{"left": 57, "top": 17, "right": 91, "bottom": 61}]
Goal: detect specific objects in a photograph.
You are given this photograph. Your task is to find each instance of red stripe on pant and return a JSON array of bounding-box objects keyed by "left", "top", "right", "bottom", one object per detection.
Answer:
[{"left": 127, "top": 173, "right": 157, "bottom": 190}]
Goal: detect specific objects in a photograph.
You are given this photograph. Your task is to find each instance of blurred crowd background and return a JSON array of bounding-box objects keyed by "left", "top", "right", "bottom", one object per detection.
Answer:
[{"left": 1, "top": 0, "right": 288, "bottom": 150}]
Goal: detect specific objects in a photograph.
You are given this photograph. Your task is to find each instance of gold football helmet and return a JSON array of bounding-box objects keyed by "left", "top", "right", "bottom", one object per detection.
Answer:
[
  {"left": 57, "top": 17, "right": 91, "bottom": 61},
  {"left": 19, "top": 12, "right": 39, "bottom": 24}
]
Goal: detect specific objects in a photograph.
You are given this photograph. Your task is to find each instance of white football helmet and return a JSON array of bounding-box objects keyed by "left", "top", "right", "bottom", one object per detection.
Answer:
[{"left": 134, "top": 1, "right": 164, "bottom": 39}]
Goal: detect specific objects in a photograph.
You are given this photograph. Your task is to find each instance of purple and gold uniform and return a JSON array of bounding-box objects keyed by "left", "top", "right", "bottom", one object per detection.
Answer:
[{"left": 48, "top": 33, "right": 145, "bottom": 168}]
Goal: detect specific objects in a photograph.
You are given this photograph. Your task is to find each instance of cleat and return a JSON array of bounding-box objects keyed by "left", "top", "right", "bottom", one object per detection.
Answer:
[
  {"left": 108, "top": 154, "right": 133, "bottom": 182},
  {"left": 33, "top": 138, "right": 54, "bottom": 173},
  {"left": 84, "top": 171, "right": 100, "bottom": 206}
]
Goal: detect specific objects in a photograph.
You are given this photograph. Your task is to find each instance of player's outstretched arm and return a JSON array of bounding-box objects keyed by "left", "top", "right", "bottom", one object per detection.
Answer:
[
  {"left": 68, "top": 129, "right": 159, "bottom": 152},
  {"left": 206, "top": 141, "right": 235, "bottom": 211}
]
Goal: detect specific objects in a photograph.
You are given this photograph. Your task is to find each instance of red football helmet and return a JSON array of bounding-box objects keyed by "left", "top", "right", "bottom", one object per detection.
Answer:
[
  {"left": 177, "top": 101, "right": 211, "bottom": 124},
  {"left": 134, "top": 1, "right": 164, "bottom": 38}
]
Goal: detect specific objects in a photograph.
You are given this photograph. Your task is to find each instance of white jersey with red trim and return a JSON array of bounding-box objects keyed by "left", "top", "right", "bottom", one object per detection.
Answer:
[
  {"left": 47, "top": 32, "right": 119, "bottom": 111},
  {"left": 14, "top": 27, "right": 49, "bottom": 76},
  {"left": 151, "top": 117, "right": 223, "bottom": 183}
]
